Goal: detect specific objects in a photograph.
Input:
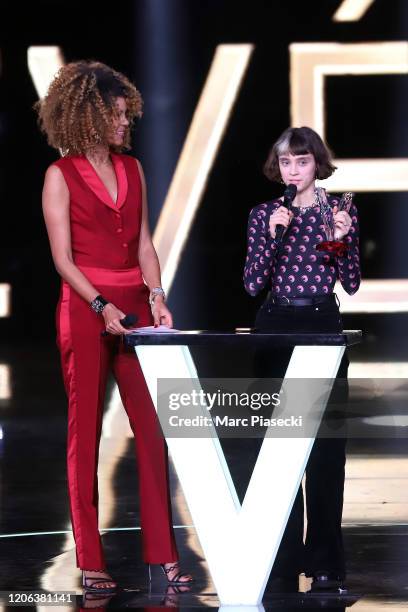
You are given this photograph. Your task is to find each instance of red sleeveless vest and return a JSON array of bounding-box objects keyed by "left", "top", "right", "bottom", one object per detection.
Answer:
[{"left": 53, "top": 153, "right": 143, "bottom": 269}]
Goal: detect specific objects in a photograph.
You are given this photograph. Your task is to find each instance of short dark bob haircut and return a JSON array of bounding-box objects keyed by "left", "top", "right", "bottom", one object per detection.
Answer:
[{"left": 263, "top": 126, "right": 337, "bottom": 182}]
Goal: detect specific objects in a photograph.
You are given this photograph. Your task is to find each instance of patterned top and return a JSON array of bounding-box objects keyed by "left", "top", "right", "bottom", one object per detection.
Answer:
[{"left": 243, "top": 194, "right": 360, "bottom": 297}]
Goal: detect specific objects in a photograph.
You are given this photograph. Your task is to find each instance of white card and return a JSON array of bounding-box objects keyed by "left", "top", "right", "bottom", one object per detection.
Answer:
[{"left": 129, "top": 325, "right": 180, "bottom": 334}]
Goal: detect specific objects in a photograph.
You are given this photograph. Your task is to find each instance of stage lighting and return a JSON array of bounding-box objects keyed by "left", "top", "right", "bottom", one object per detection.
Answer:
[
  {"left": 27, "top": 46, "right": 64, "bottom": 98},
  {"left": 336, "top": 280, "right": 408, "bottom": 313},
  {"left": 153, "top": 44, "right": 254, "bottom": 295},
  {"left": 333, "top": 0, "right": 376, "bottom": 22},
  {"left": 0, "top": 284, "right": 11, "bottom": 318},
  {"left": 290, "top": 42, "right": 408, "bottom": 192},
  {"left": 0, "top": 365, "right": 11, "bottom": 400}
]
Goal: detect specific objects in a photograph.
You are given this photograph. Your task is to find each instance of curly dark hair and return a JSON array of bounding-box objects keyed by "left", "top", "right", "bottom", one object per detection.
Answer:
[
  {"left": 263, "top": 126, "right": 337, "bottom": 182},
  {"left": 35, "top": 60, "right": 143, "bottom": 156}
]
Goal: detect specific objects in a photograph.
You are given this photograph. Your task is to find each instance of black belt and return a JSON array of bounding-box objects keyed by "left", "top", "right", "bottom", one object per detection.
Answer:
[{"left": 266, "top": 293, "right": 338, "bottom": 307}]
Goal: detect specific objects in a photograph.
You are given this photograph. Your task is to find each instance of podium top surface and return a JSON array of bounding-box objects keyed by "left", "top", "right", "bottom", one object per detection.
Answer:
[{"left": 124, "top": 329, "right": 362, "bottom": 348}]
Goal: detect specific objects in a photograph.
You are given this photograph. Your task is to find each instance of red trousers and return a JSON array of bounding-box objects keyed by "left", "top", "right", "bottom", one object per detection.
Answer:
[{"left": 56, "top": 266, "right": 178, "bottom": 570}]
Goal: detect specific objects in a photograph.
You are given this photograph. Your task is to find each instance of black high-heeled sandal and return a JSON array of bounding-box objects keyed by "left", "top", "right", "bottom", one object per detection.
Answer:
[
  {"left": 82, "top": 570, "right": 118, "bottom": 594},
  {"left": 159, "top": 562, "right": 193, "bottom": 585}
]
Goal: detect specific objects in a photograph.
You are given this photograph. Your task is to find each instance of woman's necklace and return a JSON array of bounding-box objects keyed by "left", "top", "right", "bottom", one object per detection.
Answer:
[{"left": 293, "top": 190, "right": 319, "bottom": 214}]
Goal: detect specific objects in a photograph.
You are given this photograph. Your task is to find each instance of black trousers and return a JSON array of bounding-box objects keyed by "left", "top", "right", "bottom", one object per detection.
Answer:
[{"left": 254, "top": 296, "right": 349, "bottom": 578}]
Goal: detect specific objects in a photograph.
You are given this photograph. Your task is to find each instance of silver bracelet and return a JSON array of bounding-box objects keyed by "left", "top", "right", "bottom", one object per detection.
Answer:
[{"left": 149, "top": 287, "right": 165, "bottom": 307}]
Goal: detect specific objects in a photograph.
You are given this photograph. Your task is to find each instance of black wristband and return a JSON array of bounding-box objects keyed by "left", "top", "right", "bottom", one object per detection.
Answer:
[{"left": 90, "top": 294, "right": 109, "bottom": 314}]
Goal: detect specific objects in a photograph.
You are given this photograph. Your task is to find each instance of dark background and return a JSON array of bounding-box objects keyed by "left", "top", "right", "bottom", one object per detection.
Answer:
[
  {"left": 0, "top": 1, "right": 407, "bottom": 598},
  {"left": 0, "top": 0, "right": 407, "bottom": 354}
]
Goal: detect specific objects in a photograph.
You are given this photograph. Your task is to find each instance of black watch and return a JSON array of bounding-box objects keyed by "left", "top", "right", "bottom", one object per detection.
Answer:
[{"left": 90, "top": 294, "right": 109, "bottom": 314}]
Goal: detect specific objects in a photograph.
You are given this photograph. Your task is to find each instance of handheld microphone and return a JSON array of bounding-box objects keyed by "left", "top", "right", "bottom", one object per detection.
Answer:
[
  {"left": 101, "top": 313, "right": 138, "bottom": 337},
  {"left": 275, "top": 184, "right": 297, "bottom": 243}
]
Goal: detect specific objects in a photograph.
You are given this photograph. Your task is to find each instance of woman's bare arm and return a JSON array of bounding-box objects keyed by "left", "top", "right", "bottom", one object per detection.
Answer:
[
  {"left": 42, "top": 165, "right": 101, "bottom": 302},
  {"left": 136, "top": 160, "right": 163, "bottom": 289},
  {"left": 42, "top": 165, "right": 129, "bottom": 333},
  {"left": 136, "top": 159, "right": 173, "bottom": 327}
]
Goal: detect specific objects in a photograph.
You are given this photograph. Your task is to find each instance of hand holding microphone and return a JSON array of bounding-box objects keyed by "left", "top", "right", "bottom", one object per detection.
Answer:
[
  {"left": 269, "top": 184, "right": 297, "bottom": 243},
  {"left": 101, "top": 305, "right": 138, "bottom": 336}
]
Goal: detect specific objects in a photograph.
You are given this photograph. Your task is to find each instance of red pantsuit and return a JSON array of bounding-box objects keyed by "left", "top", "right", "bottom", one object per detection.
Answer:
[{"left": 53, "top": 154, "right": 178, "bottom": 570}]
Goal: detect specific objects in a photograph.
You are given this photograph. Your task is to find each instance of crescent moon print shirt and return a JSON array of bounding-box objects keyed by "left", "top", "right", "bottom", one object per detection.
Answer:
[{"left": 243, "top": 194, "right": 360, "bottom": 298}]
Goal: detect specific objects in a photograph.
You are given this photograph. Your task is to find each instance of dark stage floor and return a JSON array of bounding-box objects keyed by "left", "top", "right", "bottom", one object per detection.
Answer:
[{"left": 0, "top": 335, "right": 408, "bottom": 611}]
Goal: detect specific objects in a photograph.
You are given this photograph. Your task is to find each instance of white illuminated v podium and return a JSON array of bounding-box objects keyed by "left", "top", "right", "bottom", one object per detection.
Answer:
[{"left": 125, "top": 330, "right": 361, "bottom": 606}]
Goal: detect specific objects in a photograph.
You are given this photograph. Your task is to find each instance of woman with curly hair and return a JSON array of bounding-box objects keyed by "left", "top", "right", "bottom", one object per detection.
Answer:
[{"left": 37, "top": 60, "right": 192, "bottom": 593}]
